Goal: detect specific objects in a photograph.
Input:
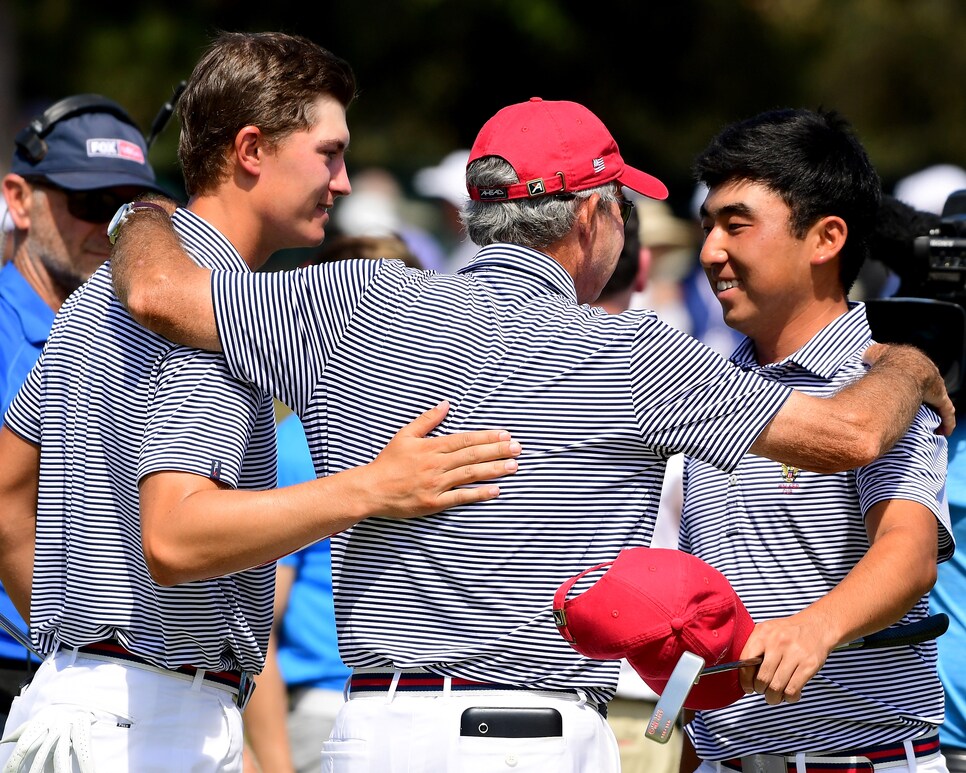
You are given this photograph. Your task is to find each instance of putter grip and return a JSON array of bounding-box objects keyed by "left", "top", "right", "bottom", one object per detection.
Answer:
[{"left": 843, "top": 613, "right": 949, "bottom": 651}]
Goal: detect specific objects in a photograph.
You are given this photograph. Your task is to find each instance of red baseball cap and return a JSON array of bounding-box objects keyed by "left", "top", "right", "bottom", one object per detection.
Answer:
[
  {"left": 552, "top": 547, "right": 755, "bottom": 710},
  {"left": 466, "top": 97, "right": 668, "bottom": 202}
]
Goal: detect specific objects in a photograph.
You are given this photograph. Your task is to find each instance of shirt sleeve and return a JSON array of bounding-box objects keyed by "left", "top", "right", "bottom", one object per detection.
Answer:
[
  {"left": 3, "top": 349, "right": 43, "bottom": 443},
  {"left": 629, "top": 315, "right": 791, "bottom": 472},
  {"left": 138, "top": 346, "right": 267, "bottom": 488},
  {"left": 210, "top": 259, "right": 383, "bottom": 417},
  {"left": 856, "top": 404, "right": 953, "bottom": 562}
]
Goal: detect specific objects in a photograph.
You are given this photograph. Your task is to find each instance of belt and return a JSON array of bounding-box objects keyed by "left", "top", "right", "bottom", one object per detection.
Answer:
[
  {"left": 721, "top": 733, "right": 941, "bottom": 772},
  {"left": 71, "top": 641, "right": 255, "bottom": 711},
  {"left": 348, "top": 669, "right": 608, "bottom": 718}
]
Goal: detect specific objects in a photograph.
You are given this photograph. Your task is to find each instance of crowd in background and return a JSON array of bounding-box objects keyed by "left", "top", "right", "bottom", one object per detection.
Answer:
[{"left": 1, "top": 86, "right": 965, "bottom": 773}]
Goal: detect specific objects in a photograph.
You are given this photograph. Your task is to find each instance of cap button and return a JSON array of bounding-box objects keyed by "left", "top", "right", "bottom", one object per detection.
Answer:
[
  {"left": 529, "top": 97, "right": 543, "bottom": 102},
  {"left": 670, "top": 616, "right": 685, "bottom": 633}
]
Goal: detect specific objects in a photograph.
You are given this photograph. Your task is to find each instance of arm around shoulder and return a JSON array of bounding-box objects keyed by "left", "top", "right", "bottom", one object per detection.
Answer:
[
  {"left": 751, "top": 343, "right": 954, "bottom": 473},
  {"left": 109, "top": 200, "right": 221, "bottom": 351}
]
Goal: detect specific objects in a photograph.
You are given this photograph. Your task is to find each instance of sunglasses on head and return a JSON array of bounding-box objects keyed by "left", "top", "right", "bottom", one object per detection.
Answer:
[{"left": 26, "top": 177, "right": 133, "bottom": 224}]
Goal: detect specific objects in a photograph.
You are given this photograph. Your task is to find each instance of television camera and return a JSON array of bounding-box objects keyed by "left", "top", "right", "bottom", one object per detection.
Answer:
[{"left": 865, "top": 188, "right": 966, "bottom": 400}]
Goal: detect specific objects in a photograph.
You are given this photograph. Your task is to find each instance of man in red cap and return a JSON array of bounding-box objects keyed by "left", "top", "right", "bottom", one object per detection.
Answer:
[
  {"left": 680, "top": 109, "right": 951, "bottom": 772},
  {"left": 108, "top": 97, "right": 952, "bottom": 772}
]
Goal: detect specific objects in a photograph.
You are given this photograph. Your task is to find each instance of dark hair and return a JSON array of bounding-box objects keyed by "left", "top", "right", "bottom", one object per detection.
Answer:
[
  {"left": 179, "top": 31, "right": 356, "bottom": 195},
  {"left": 693, "top": 108, "right": 880, "bottom": 292},
  {"left": 599, "top": 204, "right": 640, "bottom": 299}
]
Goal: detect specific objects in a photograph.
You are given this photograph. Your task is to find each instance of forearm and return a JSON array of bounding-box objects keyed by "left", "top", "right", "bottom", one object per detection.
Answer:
[
  {"left": 110, "top": 201, "right": 221, "bottom": 351},
  {"left": 0, "top": 541, "right": 34, "bottom": 623},
  {"left": 142, "top": 404, "right": 519, "bottom": 585},
  {"left": 143, "top": 465, "right": 373, "bottom": 586},
  {"left": 739, "top": 500, "right": 938, "bottom": 703},
  {"left": 790, "top": 503, "right": 937, "bottom": 648},
  {"left": 752, "top": 344, "right": 950, "bottom": 473},
  {"left": 0, "top": 427, "right": 39, "bottom": 620}
]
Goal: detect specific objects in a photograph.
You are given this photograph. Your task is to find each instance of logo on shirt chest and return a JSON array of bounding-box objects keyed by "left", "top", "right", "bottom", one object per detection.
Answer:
[{"left": 779, "top": 463, "right": 800, "bottom": 492}]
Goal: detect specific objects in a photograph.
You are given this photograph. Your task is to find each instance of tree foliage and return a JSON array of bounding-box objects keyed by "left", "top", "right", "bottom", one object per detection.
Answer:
[{"left": 7, "top": 0, "right": 966, "bottom": 214}]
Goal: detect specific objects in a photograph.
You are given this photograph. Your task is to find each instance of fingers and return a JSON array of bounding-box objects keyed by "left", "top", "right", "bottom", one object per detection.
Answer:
[
  {"left": 437, "top": 437, "right": 522, "bottom": 470},
  {"left": 919, "top": 370, "right": 955, "bottom": 436},
  {"left": 752, "top": 663, "right": 810, "bottom": 705},
  {"left": 399, "top": 401, "right": 451, "bottom": 439},
  {"left": 425, "top": 427, "right": 516, "bottom": 453},
  {"left": 436, "top": 483, "right": 503, "bottom": 510},
  {"left": 933, "top": 396, "right": 956, "bottom": 436},
  {"left": 752, "top": 659, "right": 803, "bottom": 706},
  {"left": 740, "top": 620, "right": 825, "bottom": 705},
  {"left": 861, "top": 341, "right": 887, "bottom": 366},
  {"left": 737, "top": 663, "right": 759, "bottom": 696}
]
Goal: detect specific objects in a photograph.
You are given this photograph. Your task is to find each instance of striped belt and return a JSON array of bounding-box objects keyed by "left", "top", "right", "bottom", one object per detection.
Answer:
[
  {"left": 722, "top": 733, "right": 941, "bottom": 772},
  {"left": 72, "top": 641, "right": 255, "bottom": 710},
  {"left": 348, "top": 669, "right": 608, "bottom": 717}
]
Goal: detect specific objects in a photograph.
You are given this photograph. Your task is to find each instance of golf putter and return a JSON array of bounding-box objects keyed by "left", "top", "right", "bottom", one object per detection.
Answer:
[
  {"left": 644, "top": 651, "right": 704, "bottom": 744},
  {"left": 644, "top": 613, "right": 948, "bottom": 744},
  {"left": 702, "top": 613, "right": 949, "bottom": 676},
  {"left": 0, "top": 609, "right": 39, "bottom": 658}
]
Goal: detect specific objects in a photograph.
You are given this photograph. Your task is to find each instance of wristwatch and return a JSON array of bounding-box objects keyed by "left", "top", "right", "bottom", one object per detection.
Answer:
[{"left": 107, "top": 201, "right": 169, "bottom": 244}]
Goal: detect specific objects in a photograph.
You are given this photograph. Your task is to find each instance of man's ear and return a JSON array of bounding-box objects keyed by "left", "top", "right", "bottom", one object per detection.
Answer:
[
  {"left": 811, "top": 215, "right": 847, "bottom": 267},
  {"left": 575, "top": 193, "right": 599, "bottom": 239},
  {"left": 234, "top": 126, "right": 265, "bottom": 176},
  {"left": 2, "top": 174, "right": 33, "bottom": 230}
]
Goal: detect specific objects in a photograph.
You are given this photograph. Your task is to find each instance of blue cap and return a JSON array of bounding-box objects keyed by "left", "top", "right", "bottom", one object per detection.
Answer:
[{"left": 11, "top": 109, "right": 165, "bottom": 194}]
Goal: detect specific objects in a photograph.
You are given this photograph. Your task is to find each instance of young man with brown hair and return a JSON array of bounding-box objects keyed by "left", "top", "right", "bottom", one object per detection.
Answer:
[{"left": 0, "top": 32, "right": 518, "bottom": 772}]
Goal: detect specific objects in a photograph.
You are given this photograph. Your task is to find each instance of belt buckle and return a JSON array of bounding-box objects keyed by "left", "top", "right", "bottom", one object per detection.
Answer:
[
  {"left": 743, "top": 755, "right": 787, "bottom": 773},
  {"left": 235, "top": 671, "right": 255, "bottom": 711}
]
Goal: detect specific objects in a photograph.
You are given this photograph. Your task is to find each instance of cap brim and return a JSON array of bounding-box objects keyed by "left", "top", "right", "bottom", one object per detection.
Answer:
[
  {"left": 44, "top": 170, "right": 168, "bottom": 195},
  {"left": 619, "top": 165, "right": 669, "bottom": 201}
]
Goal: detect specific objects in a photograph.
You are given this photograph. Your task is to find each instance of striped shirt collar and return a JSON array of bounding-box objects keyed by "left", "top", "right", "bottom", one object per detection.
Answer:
[
  {"left": 172, "top": 207, "right": 251, "bottom": 273},
  {"left": 457, "top": 242, "right": 579, "bottom": 303},
  {"left": 731, "top": 301, "right": 871, "bottom": 380}
]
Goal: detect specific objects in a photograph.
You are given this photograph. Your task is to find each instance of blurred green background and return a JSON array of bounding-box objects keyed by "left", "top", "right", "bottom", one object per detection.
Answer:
[{"left": 2, "top": 0, "right": 964, "bottom": 238}]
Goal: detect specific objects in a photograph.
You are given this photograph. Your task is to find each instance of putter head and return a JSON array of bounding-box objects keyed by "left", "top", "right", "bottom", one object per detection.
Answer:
[{"left": 645, "top": 651, "right": 705, "bottom": 744}]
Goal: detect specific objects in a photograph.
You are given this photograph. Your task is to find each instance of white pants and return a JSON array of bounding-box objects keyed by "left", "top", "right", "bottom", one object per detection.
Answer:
[
  {"left": 696, "top": 749, "right": 949, "bottom": 773},
  {"left": 321, "top": 689, "right": 620, "bottom": 773},
  {"left": 0, "top": 649, "right": 244, "bottom": 772}
]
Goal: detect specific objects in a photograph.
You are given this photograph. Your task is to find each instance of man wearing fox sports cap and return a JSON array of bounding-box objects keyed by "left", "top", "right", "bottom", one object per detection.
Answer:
[
  {"left": 680, "top": 109, "right": 952, "bottom": 772},
  {"left": 108, "top": 96, "right": 954, "bottom": 772},
  {"left": 0, "top": 94, "right": 165, "bottom": 730}
]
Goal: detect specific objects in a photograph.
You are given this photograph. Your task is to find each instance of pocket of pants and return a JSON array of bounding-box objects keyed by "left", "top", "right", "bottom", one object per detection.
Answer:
[
  {"left": 321, "top": 738, "right": 369, "bottom": 773},
  {"left": 451, "top": 736, "right": 572, "bottom": 773}
]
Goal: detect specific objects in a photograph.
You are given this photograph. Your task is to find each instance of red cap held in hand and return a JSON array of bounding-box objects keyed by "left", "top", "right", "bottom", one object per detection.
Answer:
[{"left": 553, "top": 547, "right": 754, "bottom": 710}]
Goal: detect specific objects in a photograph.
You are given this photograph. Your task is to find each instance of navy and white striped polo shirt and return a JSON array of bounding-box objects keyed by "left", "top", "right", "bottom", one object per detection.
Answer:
[
  {"left": 210, "top": 242, "right": 792, "bottom": 703},
  {"left": 5, "top": 208, "right": 277, "bottom": 674},
  {"left": 681, "top": 302, "right": 952, "bottom": 758}
]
